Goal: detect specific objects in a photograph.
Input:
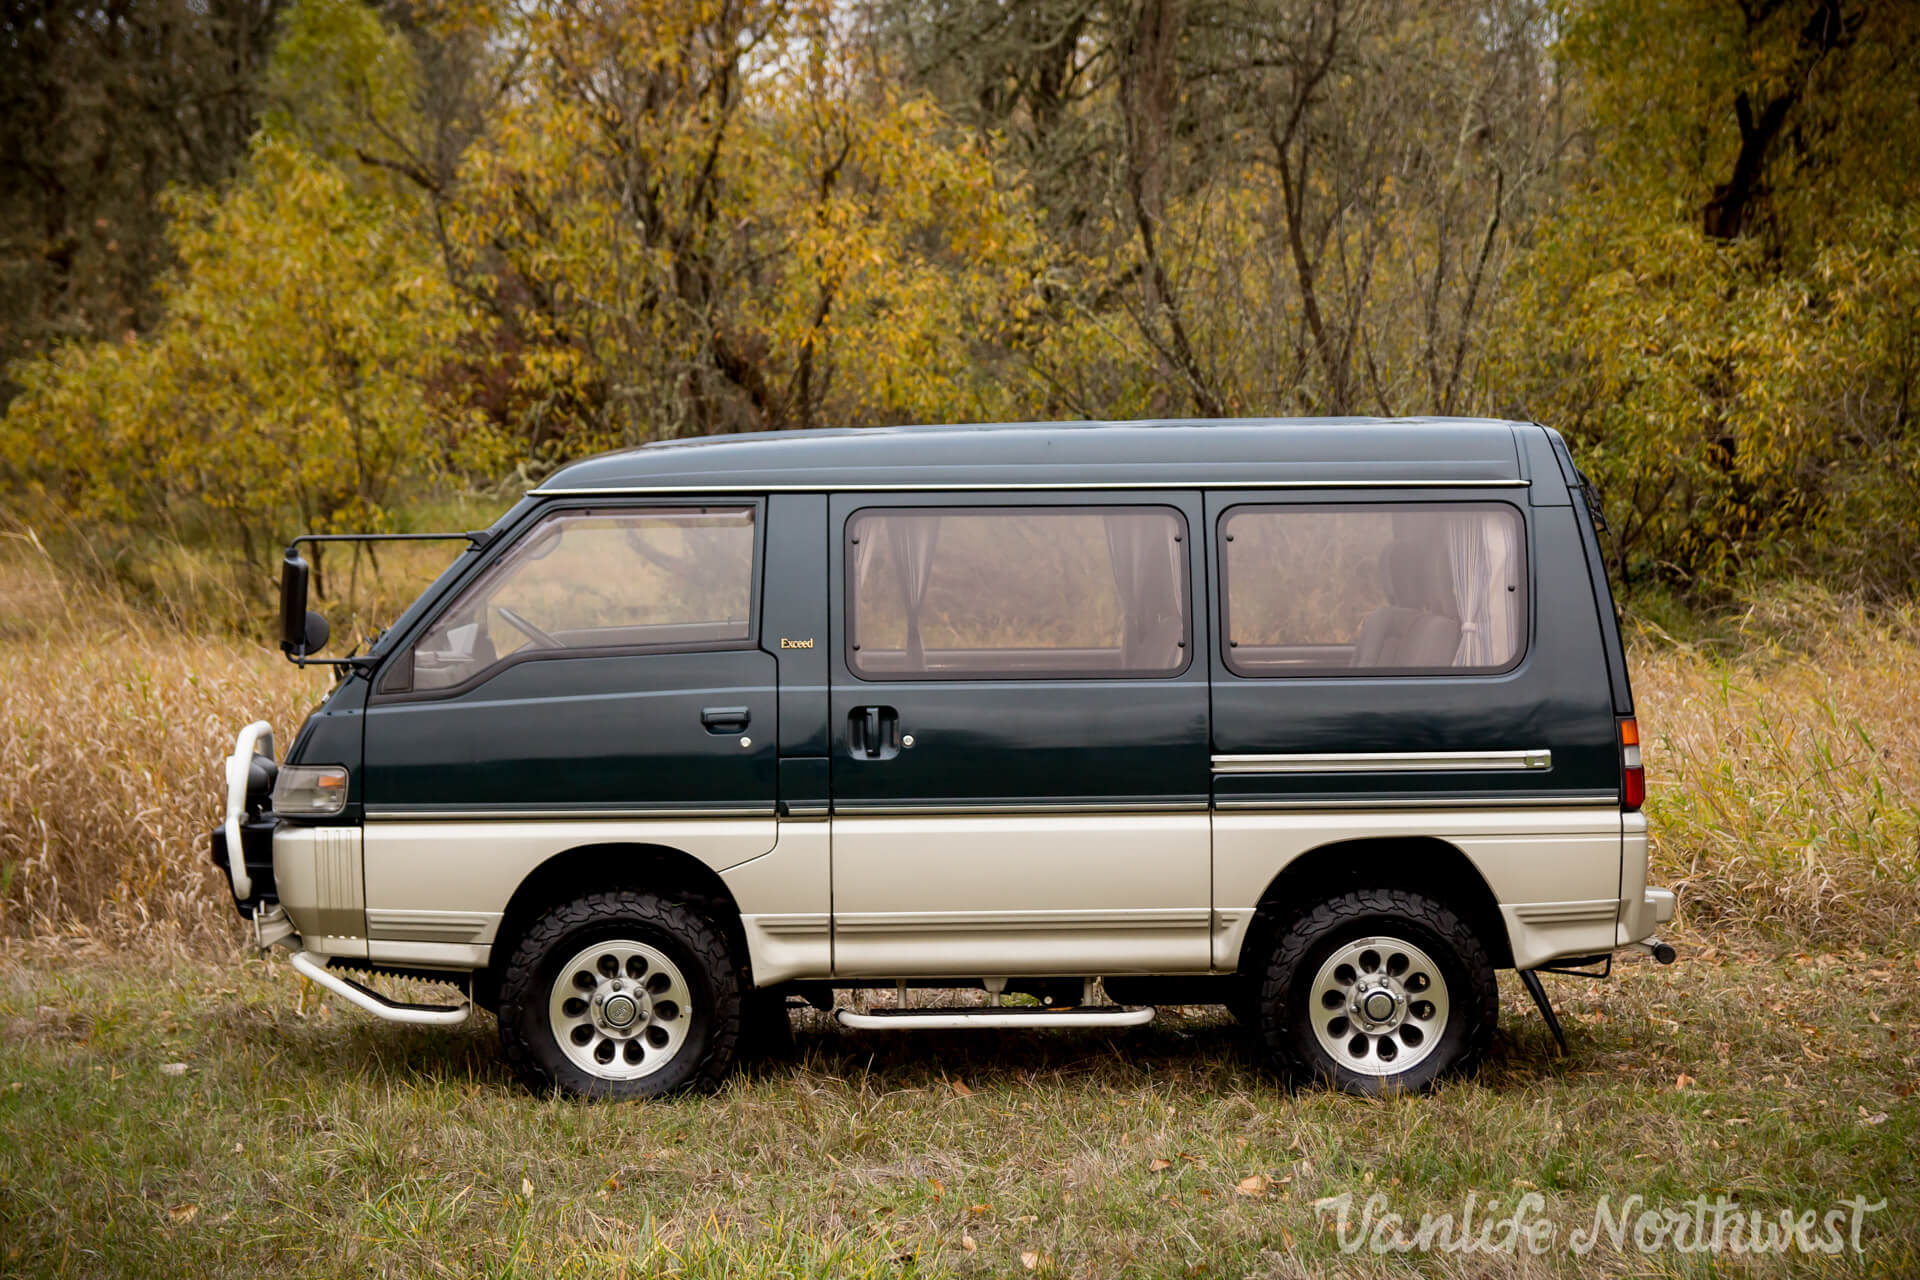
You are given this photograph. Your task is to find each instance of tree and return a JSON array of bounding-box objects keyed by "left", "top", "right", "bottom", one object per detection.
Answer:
[
  {"left": 0, "top": 0, "right": 285, "bottom": 399},
  {"left": 1, "top": 139, "right": 484, "bottom": 581},
  {"left": 1483, "top": 0, "right": 1920, "bottom": 591}
]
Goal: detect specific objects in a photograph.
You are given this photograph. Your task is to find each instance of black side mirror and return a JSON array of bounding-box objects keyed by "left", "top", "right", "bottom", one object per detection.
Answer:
[{"left": 279, "top": 552, "right": 329, "bottom": 656}]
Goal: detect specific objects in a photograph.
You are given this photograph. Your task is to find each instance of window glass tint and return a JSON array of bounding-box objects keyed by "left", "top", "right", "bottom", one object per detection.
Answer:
[
  {"left": 1221, "top": 504, "right": 1524, "bottom": 675},
  {"left": 407, "top": 507, "right": 755, "bottom": 691},
  {"left": 848, "top": 507, "right": 1188, "bottom": 678}
]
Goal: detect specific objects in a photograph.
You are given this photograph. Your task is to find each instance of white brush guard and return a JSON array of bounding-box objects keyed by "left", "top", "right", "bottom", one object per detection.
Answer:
[{"left": 220, "top": 722, "right": 470, "bottom": 1027}]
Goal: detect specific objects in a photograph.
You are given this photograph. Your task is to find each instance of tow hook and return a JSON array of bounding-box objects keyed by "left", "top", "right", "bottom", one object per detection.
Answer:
[{"left": 1630, "top": 938, "right": 1677, "bottom": 965}]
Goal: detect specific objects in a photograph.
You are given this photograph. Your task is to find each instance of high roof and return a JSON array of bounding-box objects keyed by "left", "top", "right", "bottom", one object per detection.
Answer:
[{"left": 534, "top": 417, "right": 1541, "bottom": 493}]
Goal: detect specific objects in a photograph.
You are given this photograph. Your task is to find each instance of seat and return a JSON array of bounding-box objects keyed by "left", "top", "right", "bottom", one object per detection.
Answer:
[{"left": 1351, "top": 541, "right": 1460, "bottom": 669}]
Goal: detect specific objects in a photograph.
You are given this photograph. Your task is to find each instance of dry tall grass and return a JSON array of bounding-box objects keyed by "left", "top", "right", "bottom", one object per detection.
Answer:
[
  {"left": 0, "top": 542, "right": 321, "bottom": 942},
  {"left": 2, "top": 543, "right": 1915, "bottom": 951},
  {"left": 1633, "top": 588, "right": 1920, "bottom": 945}
]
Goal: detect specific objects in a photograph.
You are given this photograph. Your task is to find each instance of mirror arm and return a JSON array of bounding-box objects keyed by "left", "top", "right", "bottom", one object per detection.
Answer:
[
  {"left": 279, "top": 530, "right": 491, "bottom": 668},
  {"left": 284, "top": 529, "right": 493, "bottom": 557}
]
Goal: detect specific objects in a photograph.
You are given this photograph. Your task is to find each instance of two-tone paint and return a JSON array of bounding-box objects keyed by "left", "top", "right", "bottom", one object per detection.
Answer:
[{"left": 258, "top": 417, "right": 1670, "bottom": 993}]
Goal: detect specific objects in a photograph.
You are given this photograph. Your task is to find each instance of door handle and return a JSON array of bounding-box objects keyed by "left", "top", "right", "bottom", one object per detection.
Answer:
[
  {"left": 700, "top": 706, "right": 750, "bottom": 734},
  {"left": 848, "top": 706, "right": 901, "bottom": 760}
]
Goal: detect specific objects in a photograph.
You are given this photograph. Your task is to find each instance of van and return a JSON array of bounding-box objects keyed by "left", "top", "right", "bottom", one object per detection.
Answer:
[{"left": 212, "top": 418, "right": 1674, "bottom": 1098}]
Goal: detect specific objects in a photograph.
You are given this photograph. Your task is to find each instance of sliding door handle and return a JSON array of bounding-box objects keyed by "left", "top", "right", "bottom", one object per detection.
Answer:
[
  {"left": 700, "top": 706, "right": 750, "bottom": 734},
  {"left": 847, "top": 705, "right": 901, "bottom": 760}
]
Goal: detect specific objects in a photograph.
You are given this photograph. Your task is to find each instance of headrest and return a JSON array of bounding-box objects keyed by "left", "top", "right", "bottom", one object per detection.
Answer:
[
  {"left": 1379, "top": 539, "right": 1458, "bottom": 616},
  {"left": 1380, "top": 541, "right": 1427, "bottom": 608}
]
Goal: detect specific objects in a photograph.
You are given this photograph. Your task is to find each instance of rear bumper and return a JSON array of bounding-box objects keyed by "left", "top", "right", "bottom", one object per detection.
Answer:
[{"left": 1619, "top": 885, "right": 1676, "bottom": 945}]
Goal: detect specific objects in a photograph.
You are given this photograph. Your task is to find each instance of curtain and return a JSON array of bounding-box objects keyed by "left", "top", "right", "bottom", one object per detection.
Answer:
[
  {"left": 1104, "top": 512, "right": 1183, "bottom": 670},
  {"left": 888, "top": 515, "right": 942, "bottom": 670},
  {"left": 1447, "top": 512, "right": 1518, "bottom": 666}
]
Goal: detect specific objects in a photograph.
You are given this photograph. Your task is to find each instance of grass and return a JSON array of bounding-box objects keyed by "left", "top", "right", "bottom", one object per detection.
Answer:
[
  {"left": 2, "top": 549, "right": 1918, "bottom": 1275},
  {"left": 0, "top": 942, "right": 1913, "bottom": 1277}
]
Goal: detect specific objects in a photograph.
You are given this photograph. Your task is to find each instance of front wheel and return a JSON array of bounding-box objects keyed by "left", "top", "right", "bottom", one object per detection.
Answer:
[
  {"left": 497, "top": 890, "right": 742, "bottom": 1099},
  {"left": 1255, "top": 888, "right": 1497, "bottom": 1095}
]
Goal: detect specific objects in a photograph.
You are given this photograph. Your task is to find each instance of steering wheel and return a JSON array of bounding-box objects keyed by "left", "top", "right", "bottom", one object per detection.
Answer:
[{"left": 496, "top": 606, "right": 561, "bottom": 649}]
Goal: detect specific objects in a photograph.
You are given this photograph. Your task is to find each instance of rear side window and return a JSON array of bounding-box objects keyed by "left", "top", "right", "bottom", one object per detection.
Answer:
[
  {"left": 1220, "top": 503, "right": 1525, "bottom": 676},
  {"left": 397, "top": 506, "right": 756, "bottom": 693},
  {"left": 847, "top": 506, "right": 1189, "bottom": 679}
]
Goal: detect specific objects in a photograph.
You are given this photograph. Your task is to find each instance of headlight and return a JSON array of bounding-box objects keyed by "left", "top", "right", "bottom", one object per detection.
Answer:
[{"left": 272, "top": 765, "right": 349, "bottom": 817}]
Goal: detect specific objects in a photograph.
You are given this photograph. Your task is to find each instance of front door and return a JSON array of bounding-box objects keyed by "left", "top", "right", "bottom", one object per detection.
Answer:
[
  {"left": 361, "top": 500, "right": 778, "bottom": 834},
  {"left": 827, "top": 492, "right": 1212, "bottom": 977}
]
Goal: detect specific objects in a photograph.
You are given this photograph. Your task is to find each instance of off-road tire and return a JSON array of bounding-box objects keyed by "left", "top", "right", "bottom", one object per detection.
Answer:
[
  {"left": 498, "top": 889, "right": 741, "bottom": 1099},
  {"left": 1256, "top": 888, "right": 1497, "bottom": 1095}
]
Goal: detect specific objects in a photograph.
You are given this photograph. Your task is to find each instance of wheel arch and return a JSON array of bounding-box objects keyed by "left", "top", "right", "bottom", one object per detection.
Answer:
[
  {"left": 1235, "top": 836, "right": 1513, "bottom": 974},
  {"left": 488, "top": 843, "right": 751, "bottom": 988}
]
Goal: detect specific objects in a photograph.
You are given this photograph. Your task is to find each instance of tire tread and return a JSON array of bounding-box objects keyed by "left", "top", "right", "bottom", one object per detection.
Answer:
[{"left": 497, "top": 889, "right": 741, "bottom": 1098}]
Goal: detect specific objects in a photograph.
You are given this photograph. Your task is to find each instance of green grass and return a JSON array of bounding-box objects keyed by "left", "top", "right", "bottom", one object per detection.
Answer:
[{"left": 2, "top": 938, "right": 1914, "bottom": 1278}]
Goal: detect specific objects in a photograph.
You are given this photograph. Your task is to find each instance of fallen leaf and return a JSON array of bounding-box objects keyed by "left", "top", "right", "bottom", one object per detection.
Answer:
[
  {"left": 520, "top": 1176, "right": 534, "bottom": 1197},
  {"left": 928, "top": 1178, "right": 944, "bottom": 1199},
  {"left": 1235, "top": 1174, "right": 1272, "bottom": 1197},
  {"left": 602, "top": 1175, "right": 621, "bottom": 1193},
  {"left": 951, "top": 1080, "right": 973, "bottom": 1097},
  {"left": 1674, "top": 1073, "right": 1695, "bottom": 1090},
  {"left": 166, "top": 1203, "right": 199, "bottom": 1224},
  {"left": 1150, "top": 1158, "right": 1173, "bottom": 1172},
  {"left": 967, "top": 1203, "right": 990, "bottom": 1215},
  {"left": 1860, "top": 1108, "right": 1889, "bottom": 1126},
  {"left": 1021, "top": 1250, "right": 1048, "bottom": 1270},
  {"left": 961, "top": 1236, "right": 977, "bottom": 1254},
  {"left": 160, "top": 1063, "right": 188, "bottom": 1077}
]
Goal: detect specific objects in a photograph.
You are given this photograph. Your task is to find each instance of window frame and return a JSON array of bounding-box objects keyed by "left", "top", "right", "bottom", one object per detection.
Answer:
[
  {"left": 1215, "top": 499, "right": 1530, "bottom": 680},
  {"left": 842, "top": 501, "right": 1195, "bottom": 683},
  {"left": 373, "top": 497, "right": 766, "bottom": 702}
]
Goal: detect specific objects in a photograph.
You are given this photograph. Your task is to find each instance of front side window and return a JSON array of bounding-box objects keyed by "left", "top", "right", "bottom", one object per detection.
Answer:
[
  {"left": 847, "top": 506, "right": 1189, "bottom": 679},
  {"left": 1220, "top": 504, "right": 1525, "bottom": 676},
  {"left": 398, "top": 506, "right": 756, "bottom": 692}
]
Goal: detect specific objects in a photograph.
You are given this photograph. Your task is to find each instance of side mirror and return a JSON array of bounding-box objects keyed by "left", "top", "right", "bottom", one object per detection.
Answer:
[{"left": 278, "top": 552, "right": 329, "bottom": 656}]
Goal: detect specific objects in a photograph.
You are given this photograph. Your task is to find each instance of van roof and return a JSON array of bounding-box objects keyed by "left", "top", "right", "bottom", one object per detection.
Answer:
[{"left": 535, "top": 417, "right": 1539, "bottom": 494}]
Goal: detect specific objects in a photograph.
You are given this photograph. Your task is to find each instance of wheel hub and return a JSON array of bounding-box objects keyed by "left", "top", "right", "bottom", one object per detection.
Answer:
[
  {"left": 1356, "top": 983, "right": 1403, "bottom": 1028},
  {"left": 594, "top": 984, "right": 650, "bottom": 1034}
]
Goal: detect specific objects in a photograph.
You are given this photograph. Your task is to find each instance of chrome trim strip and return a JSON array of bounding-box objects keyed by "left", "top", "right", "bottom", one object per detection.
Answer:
[
  {"left": 532, "top": 479, "right": 1529, "bottom": 496},
  {"left": 831, "top": 800, "right": 1210, "bottom": 816},
  {"left": 363, "top": 806, "right": 772, "bottom": 821},
  {"left": 1212, "top": 793, "right": 1617, "bottom": 811},
  {"left": 1211, "top": 749, "right": 1552, "bottom": 775}
]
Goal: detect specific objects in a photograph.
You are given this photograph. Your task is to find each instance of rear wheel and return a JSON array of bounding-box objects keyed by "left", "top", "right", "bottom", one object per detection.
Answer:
[
  {"left": 498, "top": 890, "right": 741, "bottom": 1099},
  {"left": 1255, "top": 888, "right": 1496, "bottom": 1095}
]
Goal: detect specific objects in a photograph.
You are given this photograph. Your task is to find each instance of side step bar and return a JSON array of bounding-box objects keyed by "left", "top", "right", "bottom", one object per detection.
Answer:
[
  {"left": 836, "top": 1005, "right": 1155, "bottom": 1031},
  {"left": 290, "top": 951, "right": 471, "bottom": 1026}
]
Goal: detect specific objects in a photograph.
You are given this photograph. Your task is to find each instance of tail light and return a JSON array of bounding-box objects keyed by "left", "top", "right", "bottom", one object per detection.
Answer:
[{"left": 1619, "top": 717, "right": 1644, "bottom": 811}]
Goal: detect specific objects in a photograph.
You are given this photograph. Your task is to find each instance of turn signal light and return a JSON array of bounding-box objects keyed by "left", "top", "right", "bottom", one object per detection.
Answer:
[{"left": 1620, "top": 717, "right": 1644, "bottom": 811}]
